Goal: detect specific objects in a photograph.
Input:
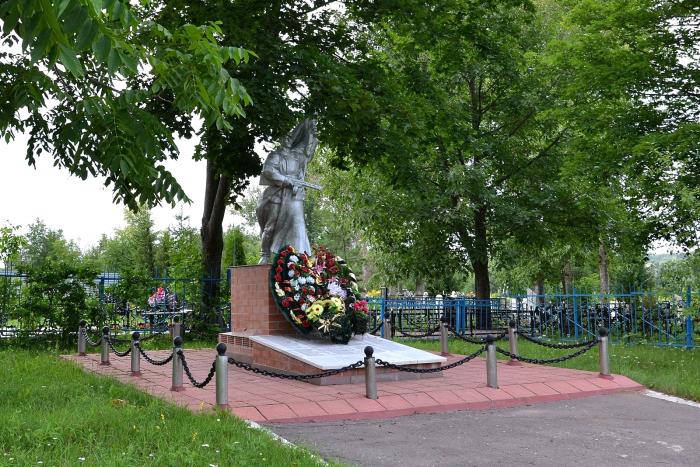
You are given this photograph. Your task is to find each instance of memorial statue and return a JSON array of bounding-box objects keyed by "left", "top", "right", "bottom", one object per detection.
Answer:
[{"left": 256, "top": 119, "right": 320, "bottom": 264}]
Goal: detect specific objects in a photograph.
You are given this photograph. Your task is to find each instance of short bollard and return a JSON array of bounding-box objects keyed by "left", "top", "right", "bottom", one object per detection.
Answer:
[
  {"left": 130, "top": 331, "right": 141, "bottom": 376},
  {"left": 215, "top": 343, "right": 229, "bottom": 409},
  {"left": 598, "top": 327, "right": 611, "bottom": 378},
  {"left": 486, "top": 335, "right": 498, "bottom": 389},
  {"left": 100, "top": 326, "right": 110, "bottom": 365},
  {"left": 364, "top": 346, "right": 378, "bottom": 400},
  {"left": 171, "top": 336, "right": 184, "bottom": 392},
  {"left": 78, "top": 320, "right": 86, "bottom": 356},
  {"left": 440, "top": 317, "right": 449, "bottom": 355},
  {"left": 507, "top": 320, "right": 520, "bottom": 366},
  {"left": 383, "top": 319, "right": 392, "bottom": 341},
  {"left": 171, "top": 316, "right": 182, "bottom": 339}
]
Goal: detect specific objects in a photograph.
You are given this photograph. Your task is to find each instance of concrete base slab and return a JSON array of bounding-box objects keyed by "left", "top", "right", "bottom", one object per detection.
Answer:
[{"left": 250, "top": 334, "right": 446, "bottom": 370}]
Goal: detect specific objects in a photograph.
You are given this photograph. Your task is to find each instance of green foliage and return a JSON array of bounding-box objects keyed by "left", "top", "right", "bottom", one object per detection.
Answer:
[
  {"left": 14, "top": 260, "right": 100, "bottom": 345},
  {"left": 20, "top": 220, "right": 81, "bottom": 268},
  {"left": 0, "top": 0, "right": 253, "bottom": 209},
  {"left": 0, "top": 223, "right": 26, "bottom": 266},
  {"left": 222, "top": 226, "right": 248, "bottom": 269}
]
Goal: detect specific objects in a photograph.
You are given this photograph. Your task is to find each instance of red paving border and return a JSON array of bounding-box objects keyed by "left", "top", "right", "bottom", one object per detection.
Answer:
[{"left": 62, "top": 350, "right": 644, "bottom": 423}]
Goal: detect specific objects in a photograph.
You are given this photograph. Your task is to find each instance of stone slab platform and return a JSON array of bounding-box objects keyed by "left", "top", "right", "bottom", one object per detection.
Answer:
[
  {"left": 63, "top": 350, "right": 644, "bottom": 424},
  {"left": 249, "top": 334, "right": 446, "bottom": 370}
]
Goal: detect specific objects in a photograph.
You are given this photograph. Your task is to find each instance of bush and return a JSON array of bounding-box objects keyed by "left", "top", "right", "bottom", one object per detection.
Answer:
[{"left": 14, "top": 260, "right": 100, "bottom": 345}]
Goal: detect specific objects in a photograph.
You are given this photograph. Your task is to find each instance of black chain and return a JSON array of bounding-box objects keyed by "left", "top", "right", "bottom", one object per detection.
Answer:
[
  {"left": 177, "top": 350, "right": 216, "bottom": 388},
  {"left": 107, "top": 338, "right": 132, "bottom": 357},
  {"left": 495, "top": 340, "right": 597, "bottom": 364},
  {"left": 376, "top": 346, "right": 486, "bottom": 373},
  {"left": 369, "top": 321, "right": 383, "bottom": 335},
  {"left": 447, "top": 325, "right": 507, "bottom": 344},
  {"left": 395, "top": 324, "right": 441, "bottom": 338},
  {"left": 227, "top": 356, "right": 365, "bottom": 380},
  {"left": 135, "top": 343, "right": 174, "bottom": 366},
  {"left": 516, "top": 331, "right": 597, "bottom": 349},
  {"left": 81, "top": 329, "right": 102, "bottom": 347}
]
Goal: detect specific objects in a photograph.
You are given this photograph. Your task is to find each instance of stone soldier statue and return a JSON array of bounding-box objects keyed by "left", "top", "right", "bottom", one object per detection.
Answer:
[{"left": 256, "top": 119, "right": 320, "bottom": 263}]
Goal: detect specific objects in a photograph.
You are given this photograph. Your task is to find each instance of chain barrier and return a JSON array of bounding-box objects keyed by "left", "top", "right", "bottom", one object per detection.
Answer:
[
  {"left": 395, "top": 324, "right": 441, "bottom": 338},
  {"left": 376, "top": 346, "right": 486, "bottom": 373},
  {"left": 495, "top": 340, "right": 597, "bottom": 365},
  {"left": 110, "top": 332, "right": 160, "bottom": 344},
  {"left": 81, "top": 329, "right": 102, "bottom": 347},
  {"left": 227, "top": 356, "right": 365, "bottom": 380},
  {"left": 516, "top": 330, "right": 597, "bottom": 349},
  {"left": 177, "top": 350, "right": 216, "bottom": 388},
  {"left": 369, "top": 321, "right": 383, "bottom": 335},
  {"left": 135, "top": 343, "right": 174, "bottom": 366},
  {"left": 107, "top": 338, "right": 132, "bottom": 357},
  {"left": 447, "top": 325, "right": 507, "bottom": 344}
]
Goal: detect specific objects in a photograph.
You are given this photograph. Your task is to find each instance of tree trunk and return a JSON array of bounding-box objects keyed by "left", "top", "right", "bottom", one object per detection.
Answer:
[
  {"left": 200, "top": 159, "right": 231, "bottom": 324},
  {"left": 534, "top": 272, "right": 545, "bottom": 307},
  {"left": 598, "top": 238, "right": 610, "bottom": 296},
  {"left": 562, "top": 260, "right": 573, "bottom": 295},
  {"left": 472, "top": 204, "right": 491, "bottom": 329}
]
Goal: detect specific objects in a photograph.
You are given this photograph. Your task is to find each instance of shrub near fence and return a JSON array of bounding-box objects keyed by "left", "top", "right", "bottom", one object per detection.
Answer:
[
  {"left": 1, "top": 267, "right": 229, "bottom": 339},
  {"left": 365, "top": 289, "right": 698, "bottom": 349}
]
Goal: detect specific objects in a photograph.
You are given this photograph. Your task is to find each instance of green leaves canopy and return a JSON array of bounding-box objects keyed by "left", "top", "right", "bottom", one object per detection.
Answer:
[{"left": 0, "top": 0, "right": 253, "bottom": 209}]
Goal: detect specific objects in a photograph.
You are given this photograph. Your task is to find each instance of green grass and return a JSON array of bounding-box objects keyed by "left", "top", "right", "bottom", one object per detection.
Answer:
[
  {"left": 400, "top": 337, "right": 700, "bottom": 402},
  {"left": 0, "top": 350, "right": 328, "bottom": 466}
]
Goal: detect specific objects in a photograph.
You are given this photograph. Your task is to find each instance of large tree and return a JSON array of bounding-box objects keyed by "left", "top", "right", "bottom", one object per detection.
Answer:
[{"left": 1, "top": 0, "right": 252, "bottom": 209}]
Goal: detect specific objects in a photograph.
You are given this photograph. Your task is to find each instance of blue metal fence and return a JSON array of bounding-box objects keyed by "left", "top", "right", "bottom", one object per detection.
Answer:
[
  {"left": 0, "top": 268, "right": 229, "bottom": 336},
  {"left": 365, "top": 289, "right": 698, "bottom": 349}
]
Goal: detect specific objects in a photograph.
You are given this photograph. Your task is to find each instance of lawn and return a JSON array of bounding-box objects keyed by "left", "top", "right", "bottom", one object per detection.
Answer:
[
  {"left": 400, "top": 336, "right": 700, "bottom": 402},
  {"left": 0, "top": 350, "right": 328, "bottom": 466}
]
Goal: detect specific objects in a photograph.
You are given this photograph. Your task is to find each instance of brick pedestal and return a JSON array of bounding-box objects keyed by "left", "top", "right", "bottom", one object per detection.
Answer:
[{"left": 230, "top": 264, "right": 297, "bottom": 336}]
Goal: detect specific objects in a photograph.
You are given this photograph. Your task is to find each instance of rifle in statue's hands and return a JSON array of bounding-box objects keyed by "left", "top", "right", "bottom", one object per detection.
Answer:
[{"left": 286, "top": 178, "right": 322, "bottom": 190}]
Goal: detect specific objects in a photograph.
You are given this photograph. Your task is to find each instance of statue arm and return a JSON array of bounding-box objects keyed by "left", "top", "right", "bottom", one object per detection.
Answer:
[{"left": 261, "top": 152, "right": 291, "bottom": 187}]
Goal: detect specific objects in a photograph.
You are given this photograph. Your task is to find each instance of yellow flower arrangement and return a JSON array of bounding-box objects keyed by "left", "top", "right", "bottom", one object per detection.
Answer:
[{"left": 307, "top": 303, "right": 324, "bottom": 321}]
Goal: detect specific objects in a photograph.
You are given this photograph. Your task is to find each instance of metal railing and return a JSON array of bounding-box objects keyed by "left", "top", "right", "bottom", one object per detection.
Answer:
[{"left": 365, "top": 290, "right": 697, "bottom": 349}]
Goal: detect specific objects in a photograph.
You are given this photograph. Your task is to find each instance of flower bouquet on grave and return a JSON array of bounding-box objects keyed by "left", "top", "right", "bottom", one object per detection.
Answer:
[{"left": 269, "top": 245, "right": 369, "bottom": 344}]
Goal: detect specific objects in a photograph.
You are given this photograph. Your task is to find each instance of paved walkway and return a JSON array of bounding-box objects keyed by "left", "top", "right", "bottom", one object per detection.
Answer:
[
  {"left": 269, "top": 392, "right": 700, "bottom": 466},
  {"left": 63, "top": 350, "right": 643, "bottom": 423}
]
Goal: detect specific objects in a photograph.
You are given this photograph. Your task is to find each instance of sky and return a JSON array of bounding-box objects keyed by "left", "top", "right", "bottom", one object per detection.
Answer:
[{"left": 0, "top": 133, "right": 259, "bottom": 251}]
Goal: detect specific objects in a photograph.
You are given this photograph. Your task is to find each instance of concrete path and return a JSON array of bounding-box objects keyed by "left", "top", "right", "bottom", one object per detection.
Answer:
[
  {"left": 63, "top": 350, "right": 642, "bottom": 423},
  {"left": 269, "top": 392, "right": 700, "bottom": 466}
]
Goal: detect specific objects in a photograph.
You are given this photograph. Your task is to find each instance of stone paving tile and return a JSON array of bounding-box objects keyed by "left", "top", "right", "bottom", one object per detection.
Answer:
[
  {"left": 500, "top": 384, "right": 536, "bottom": 399},
  {"left": 475, "top": 387, "right": 515, "bottom": 401},
  {"left": 377, "top": 395, "right": 414, "bottom": 411},
  {"left": 402, "top": 392, "right": 439, "bottom": 408},
  {"left": 346, "top": 398, "right": 385, "bottom": 413},
  {"left": 256, "top": 403, "right": 298, "bottom": 421},
  {"left": 63, "top": 350, "right": 644, "bottom": 424}
]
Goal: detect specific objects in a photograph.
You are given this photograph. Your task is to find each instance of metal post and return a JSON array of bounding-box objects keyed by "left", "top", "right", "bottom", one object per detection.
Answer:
[
  {"left": 78, "top": 320, "right": 86, "bottom": 356},
  {"left": 440, "top": 317, "right": 449, "bottom": 355},
  {"left": 171, "top": 336, "right": 184, "bottom": 392},
  {"left": 171, "top": 315, "right": 182, "bottom": 339},
  {"left": 379, "top": 286, "right": 387, "bottom": 338},
  {"left": 598, "top": 327, "right": 611, "bottom": 378},
  {"left": 507, "top": 320, "right": 520, "bottom": 366},
  {"left": 130, "top": 331, "right": 141, "bottom": 376},
  {"left": 686, "top": 316, "right": 694, "bottom": 350},
  {"left": 215, "top": 343, "right": 229, "bottom": 409},
  {"left": 100, "top": 326, "right": 110, "bottom": 365},
  {"left": 486, "top": 335, "right": 498, "bottom": 389},
  {"left": 364, "top": 346, "right": 377, "bottom": 400},
  {"left": 383, "top": 317, "right": 392, "bottom": 341}
]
